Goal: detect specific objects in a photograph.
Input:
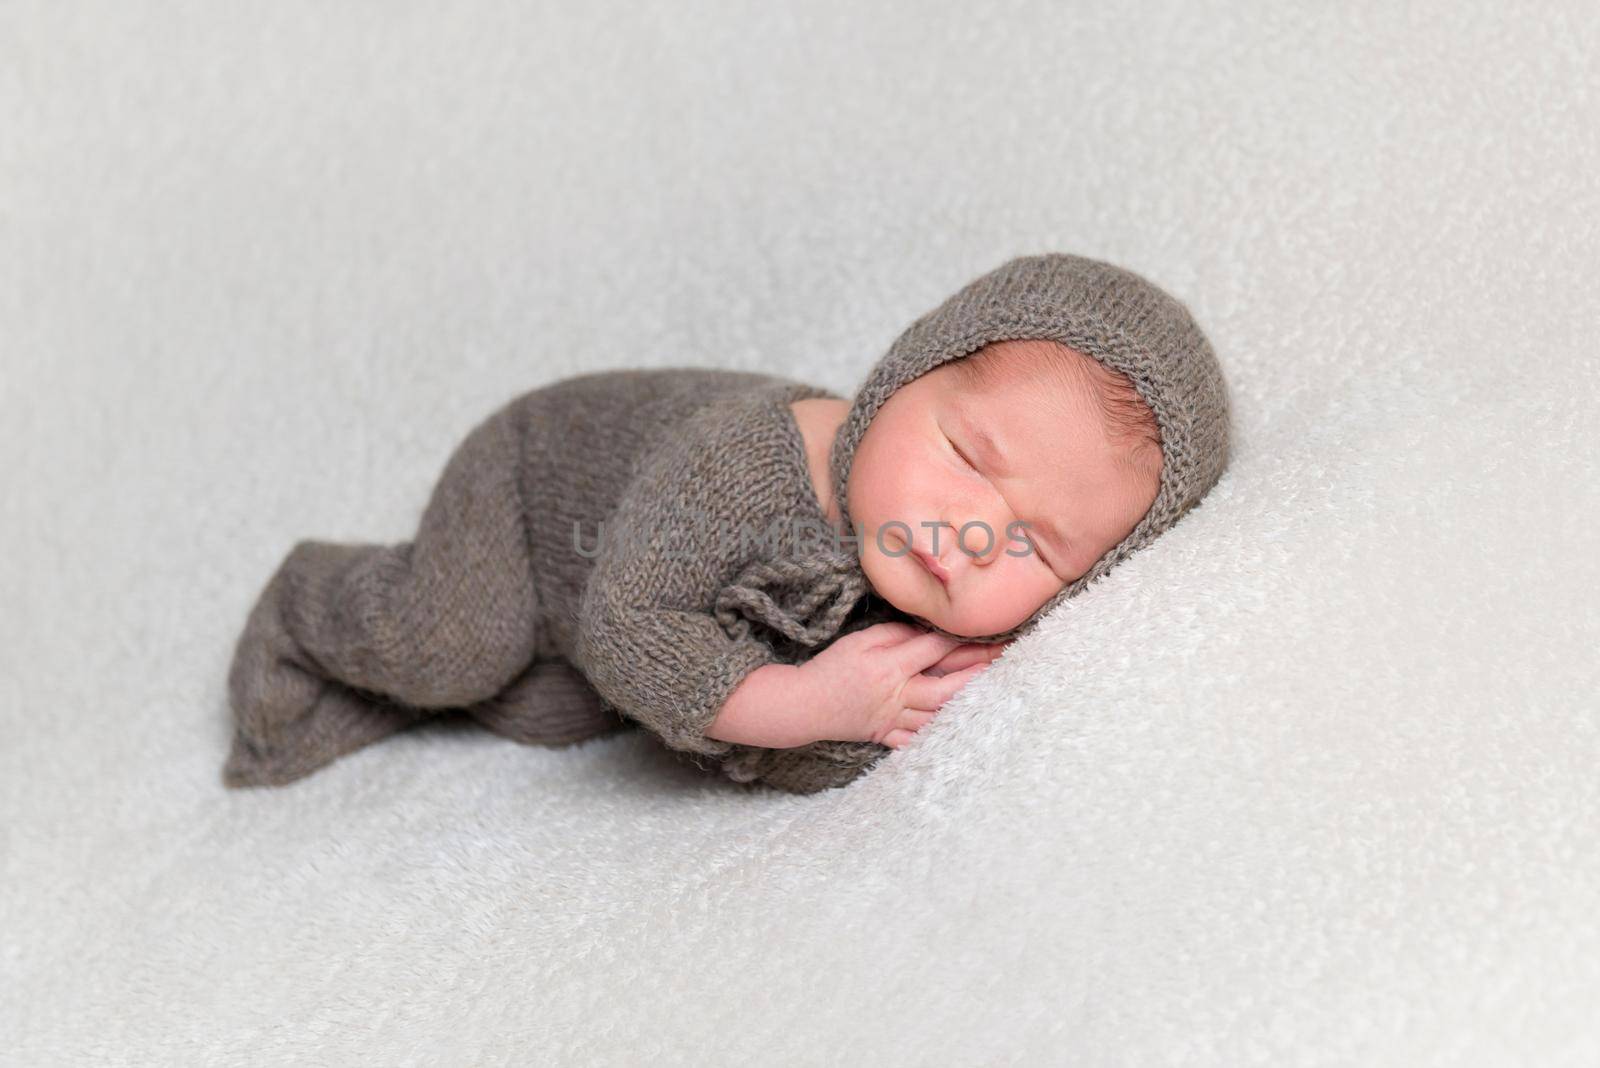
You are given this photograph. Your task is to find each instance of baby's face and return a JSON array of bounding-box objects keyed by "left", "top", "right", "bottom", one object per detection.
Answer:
[{"left": 846, "top": 340, "right": 1162, "bottom": 637}]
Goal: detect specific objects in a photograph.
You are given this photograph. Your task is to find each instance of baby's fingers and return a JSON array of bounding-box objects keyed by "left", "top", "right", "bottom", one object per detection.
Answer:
[
  {"left": 926, "top": 641, "right": 1007, "bottom": 677},
  {"left": 893, "top": 630, "right": 965, "bottom": 675},
  {"left": 863, "top": 621, "right": 926, "bottom": 647},
  {"left": 882, "top": 709, "right": 937, "bottom": 748},
  {"left": 901, "top": 661, "right": 992, "bottom": 712}
]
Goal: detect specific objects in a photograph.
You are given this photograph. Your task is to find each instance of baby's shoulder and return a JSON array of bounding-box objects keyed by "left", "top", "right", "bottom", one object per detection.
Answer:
[{"left": 593, "top": 376, "right": 822, "bottom": 534}]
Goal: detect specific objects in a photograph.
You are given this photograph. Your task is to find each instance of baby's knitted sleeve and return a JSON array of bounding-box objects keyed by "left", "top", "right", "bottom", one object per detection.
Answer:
[
  {"left": 576, "top": 595, "right": 774, "bottom": 761},
  {"left": 571, "top": 398, "right": 792, "bottom": 763}
]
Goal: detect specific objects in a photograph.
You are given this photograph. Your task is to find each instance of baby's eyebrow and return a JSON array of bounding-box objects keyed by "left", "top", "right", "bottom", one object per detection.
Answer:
[
  {"left": 959, "top": 413, "right": 1008, "bottom": 477},
  {"left": 1027, "top": 515, "right": 1069, "bottom": 556},
  {"left": 1051, "top": 521, "right": 1075, "bottom": 559}
]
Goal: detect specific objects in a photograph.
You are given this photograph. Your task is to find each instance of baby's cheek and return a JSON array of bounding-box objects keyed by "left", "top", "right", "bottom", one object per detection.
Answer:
[{"left": 962, "top": 564, "right": 1059, "bottom": 635}]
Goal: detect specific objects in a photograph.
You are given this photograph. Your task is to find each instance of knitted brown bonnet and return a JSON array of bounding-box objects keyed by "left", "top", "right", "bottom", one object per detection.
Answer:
[{"left": 826, "top": 252, "right": 1233, "bottom": 644}]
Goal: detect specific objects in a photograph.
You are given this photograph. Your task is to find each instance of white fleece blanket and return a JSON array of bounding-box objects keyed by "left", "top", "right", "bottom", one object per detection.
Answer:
[{"left": 4, "top": 2, "right": 1597, "bottom": 1064}]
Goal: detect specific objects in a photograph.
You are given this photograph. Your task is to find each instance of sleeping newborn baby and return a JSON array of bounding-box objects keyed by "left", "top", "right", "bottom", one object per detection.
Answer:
[
  {"left": 223, "top": 252, "right": 1231, "bottom": 794},
  {"left": 764, "top": 338, "right": 1165, "bottom": 750}
]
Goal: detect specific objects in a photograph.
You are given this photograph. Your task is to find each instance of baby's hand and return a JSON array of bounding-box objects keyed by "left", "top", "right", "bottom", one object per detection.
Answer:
[{"left": 804, "top": 622, "right": 1006, "bottom": 748}]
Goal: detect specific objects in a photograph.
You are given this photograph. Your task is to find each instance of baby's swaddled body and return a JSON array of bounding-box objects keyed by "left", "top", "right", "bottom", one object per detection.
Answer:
[
  {"left": 225, "top": 365, "right": 903, "bottom": 794},
  {"left": 224, "top": 252, "right": 1232, "bottom": 795},
  {"left": 517, "top": 366, "right": 848, "bottom": 663},
  {"left": 526, "top": 365, "right": 907, "bottom": 789}
]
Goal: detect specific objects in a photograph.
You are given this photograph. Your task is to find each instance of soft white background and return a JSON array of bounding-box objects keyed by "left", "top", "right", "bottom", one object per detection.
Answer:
[{"left": 4, "top": 2, "right": 1597, "bottom": 1064}]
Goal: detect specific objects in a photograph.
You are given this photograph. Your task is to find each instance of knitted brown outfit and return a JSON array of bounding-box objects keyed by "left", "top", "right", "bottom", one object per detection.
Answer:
[{"left": 223, "top": 253, "right": 1232, "bottom": 794}]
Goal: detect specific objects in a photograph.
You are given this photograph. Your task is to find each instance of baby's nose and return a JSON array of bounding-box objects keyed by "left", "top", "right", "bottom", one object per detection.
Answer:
[{"left": 931, "top": 517, "right": 1003, "bottom": 566}]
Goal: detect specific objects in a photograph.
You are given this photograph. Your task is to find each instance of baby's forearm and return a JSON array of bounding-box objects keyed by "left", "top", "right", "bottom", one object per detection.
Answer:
[{"left": 706, "top": 663, "right": 826, "bottom": 750}]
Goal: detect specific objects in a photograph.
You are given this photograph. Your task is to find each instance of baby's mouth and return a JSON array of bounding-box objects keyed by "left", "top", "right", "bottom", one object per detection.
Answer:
[{"left": 910, "top": 546, "right": 950, "bottom": 587}]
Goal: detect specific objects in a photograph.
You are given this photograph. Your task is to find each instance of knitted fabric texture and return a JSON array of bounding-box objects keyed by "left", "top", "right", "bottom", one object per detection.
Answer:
[
  {"left": 223, "top": 252, "right": 1230, "bottom": 795},
  {"left": 829, "top": 251, "right": 1233, "bottom": 644},
  {"left": 224, "top": 367, "right": 901, "bottom": 795}
]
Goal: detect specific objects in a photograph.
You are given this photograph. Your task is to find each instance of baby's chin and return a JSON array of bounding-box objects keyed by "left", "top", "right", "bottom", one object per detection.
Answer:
[
  {"left": 861, "top": 562, "right": 1029, "bottom": 638},
  {"left": 913, "top": 608, "right": 1022, "bottom": 639}
]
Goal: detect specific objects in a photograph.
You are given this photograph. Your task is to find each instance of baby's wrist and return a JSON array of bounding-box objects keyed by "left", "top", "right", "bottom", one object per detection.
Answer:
[{"left": 706, "top": 662, "right": 821, "bottom": 749}]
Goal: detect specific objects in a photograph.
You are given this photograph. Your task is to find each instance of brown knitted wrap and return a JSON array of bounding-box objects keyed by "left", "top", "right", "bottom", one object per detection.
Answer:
[{"left": 829, "top": 252, "right": 1233, "bottom": 643}]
